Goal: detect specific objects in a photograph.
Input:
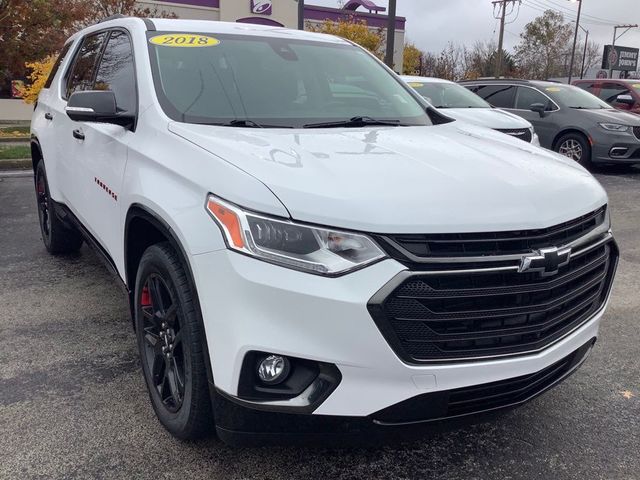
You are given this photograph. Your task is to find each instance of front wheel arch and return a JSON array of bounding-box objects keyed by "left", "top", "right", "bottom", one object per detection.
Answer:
[{"left": 124, "top": 205, "right": 217, "bottom": 406}]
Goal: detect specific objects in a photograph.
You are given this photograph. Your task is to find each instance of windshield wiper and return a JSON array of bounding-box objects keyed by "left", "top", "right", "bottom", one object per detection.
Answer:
[
  {"left": 303, "top": 116, "right": 403, "bottom": 129},
  {"left": 221, "top": 119, "right": 264, "bottom": 128}
]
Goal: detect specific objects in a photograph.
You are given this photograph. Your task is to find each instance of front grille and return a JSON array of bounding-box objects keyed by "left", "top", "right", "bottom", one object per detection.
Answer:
[
  {"left": 380, "top": 206, "right": 606, "bottom": 259},
  {"left": 495, "top": 128, "right": 533, "bottom": 143},
  {"left": 368, "top": 240, "right": 617, "bottom": 363},
  {"left": 634, "top": 126, "right": 640, "bottom": 141},
  {"left": 372, "top": 339, "right": 594, "bottom": 425}
]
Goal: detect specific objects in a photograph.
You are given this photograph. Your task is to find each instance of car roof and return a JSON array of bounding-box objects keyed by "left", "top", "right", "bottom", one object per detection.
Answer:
[
  {"left": 70, "top": 17, "right": 351, "bottom": 45},
  {"left": 150, "top": 18, "right": 349, "bottom": 44},
  {"left": 458, "top": 78, "right": 563, "bottom": 88},
  {"left": 574, "top": 78, "right": 640, "bottom": 84},
  {"left": 400, "top": 76, "right": 455, "bottom": 85}
]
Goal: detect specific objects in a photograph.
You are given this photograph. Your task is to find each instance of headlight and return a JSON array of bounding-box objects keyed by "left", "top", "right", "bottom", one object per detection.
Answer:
[
  {"left": 205, "top": 195, "right": 386, "bottom": 276},
  {"left": 599, "top": 123, "right": 630, "bottom": 132}
]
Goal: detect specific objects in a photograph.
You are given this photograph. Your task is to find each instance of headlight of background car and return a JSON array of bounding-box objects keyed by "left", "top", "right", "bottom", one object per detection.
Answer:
[
  {"left": 599, "top": 123, "right": 630, "bottom": 132},
  {"left": 206, "top": 195, "right": 386, "bottom": 275}
]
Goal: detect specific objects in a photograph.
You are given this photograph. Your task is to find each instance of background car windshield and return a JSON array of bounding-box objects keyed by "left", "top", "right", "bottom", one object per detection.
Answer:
[
  {"left": 544, "top": 85, "right": 611, "bottom": 110},
  {"left": 409, "top": 81, "right": 490, "bottom": 108},
  {"left": 148, "top": 33, "right": 430, "bottom": 128}
]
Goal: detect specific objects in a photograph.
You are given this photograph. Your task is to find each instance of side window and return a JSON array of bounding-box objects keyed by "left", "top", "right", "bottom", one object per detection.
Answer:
[
  {"left": 44, "top": 42, "right": 73, "bottom": 89},
  {"left": 600, "top": 83, "right": 631, "bottom": 104},
  {"left": 94, "top": 31, "right": 137, "bottom": 113},
  {"left": 515, "top": 87, "right": 555, "bottom": 111},
  {"left": 575, "top": 82, "right": 596, "bottom": 93},
  {"left": 65, "top": 32, "right": 108, "bottom": 99},
  {"left": 473, "top": 85, "right": 516, "bottom": 109}
]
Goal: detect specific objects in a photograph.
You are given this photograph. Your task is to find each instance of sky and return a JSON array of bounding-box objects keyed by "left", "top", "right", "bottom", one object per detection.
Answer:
[{"left": 310, "top": 0, "right": 640, "bottom": 56}]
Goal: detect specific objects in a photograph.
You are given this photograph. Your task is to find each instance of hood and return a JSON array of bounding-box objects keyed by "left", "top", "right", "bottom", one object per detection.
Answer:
[
  {"left": 169, "top": 122, "right": 607, "bottom": 234},
  {"left": 439, "top": 108, "right": 532, "bottom": 130},
  {"left": 580, "top": 108, "right": 640, "bottom": 125}
]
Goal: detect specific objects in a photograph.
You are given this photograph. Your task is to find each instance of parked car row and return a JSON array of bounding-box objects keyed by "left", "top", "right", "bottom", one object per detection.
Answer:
[{"left": 402, "top": 76, "right": 640, "bottom": 167}]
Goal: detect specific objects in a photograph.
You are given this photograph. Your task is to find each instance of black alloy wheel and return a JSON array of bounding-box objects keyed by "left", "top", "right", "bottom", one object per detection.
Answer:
[
  {"left": 140, "top": 274, "right": 186, "bottom": 413},
  {"left": 34, "top": 161, "right": 83, "bottom": 254},
  {"left": 135, "top": 243, "right": 213, "bottom": 439}
]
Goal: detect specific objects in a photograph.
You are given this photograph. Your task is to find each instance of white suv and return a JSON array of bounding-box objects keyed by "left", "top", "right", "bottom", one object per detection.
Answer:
[{"left": 31, "top": 17, "right": 618, "bottom": 445}]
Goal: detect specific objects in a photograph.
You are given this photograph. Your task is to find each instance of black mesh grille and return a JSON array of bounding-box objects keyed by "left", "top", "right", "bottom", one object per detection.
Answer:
[
  {"left": 382, "top": 207, "right": 606, "bottom": 259},
  {"left": 634, "top": 126, "right": 640, "bottom": 141},
  {"left": 368, "top": 242, "right": 617, "bottom": 362},
  {"left": 495, "top": 128, "right": 533, "bottom": 143}
]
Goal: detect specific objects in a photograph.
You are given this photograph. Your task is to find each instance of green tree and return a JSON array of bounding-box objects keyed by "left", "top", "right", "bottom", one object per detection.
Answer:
[
  {"left": 308, "top": 18, "right": 385, "bottom": 59},
  {"left": 403, "top": 42, "right": 423, "bottom": 75},
  {"left": 514, "top": 10, "right": 573, "bottom": 79}
]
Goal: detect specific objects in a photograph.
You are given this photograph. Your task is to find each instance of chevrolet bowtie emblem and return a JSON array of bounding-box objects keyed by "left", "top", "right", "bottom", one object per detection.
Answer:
[{"left": 519, "top": 246, "right": 572, "bottom": 277}]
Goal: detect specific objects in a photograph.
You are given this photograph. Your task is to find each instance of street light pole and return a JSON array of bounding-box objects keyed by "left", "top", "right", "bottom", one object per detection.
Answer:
[
  {"left": 580, "top": 27, "right": 589, "bottom": 79},
  {"left": 567, "top": 0, "right": 582, "bottom": 84},
  {"left": 297, "top": 0, "right": 304, "bottom": 30},
  {"left": 384, "top": 0, "right": 397, "bottom": 70},
  {"left": 609, "top": 24, "right": 638, "bottom": 78}
]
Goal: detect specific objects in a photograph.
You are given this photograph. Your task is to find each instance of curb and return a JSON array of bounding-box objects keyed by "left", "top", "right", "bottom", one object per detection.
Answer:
[
  {"left": 0, "top": 137, "right": 30, "bottom": 144},
  {"left": 0, "top": 158, "right": 31, "bottom": 170},
  {"left": 0, "top": 170, "right": 31, "bottom": 178}
]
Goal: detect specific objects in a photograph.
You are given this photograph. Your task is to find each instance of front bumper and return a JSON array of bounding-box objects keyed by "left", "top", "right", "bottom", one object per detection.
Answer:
[
  {"left": 190, "top": 248, "right": 611, "bottom": 418},
  {"left": 591, "top": 129, "right": 640, "bottom": 163}
]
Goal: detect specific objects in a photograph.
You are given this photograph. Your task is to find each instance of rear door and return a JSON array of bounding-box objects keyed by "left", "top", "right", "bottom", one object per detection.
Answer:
[
  {"left": 31, "top": 41, "right": 74, "bottom": 201},
  {"left": 66, "top": 29, "right": 137, "bottom": 259},
  {"left": 469, "top": 84, "right": 517, "bottom": 109}
]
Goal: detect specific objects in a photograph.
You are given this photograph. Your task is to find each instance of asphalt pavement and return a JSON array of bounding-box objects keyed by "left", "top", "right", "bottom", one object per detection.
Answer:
[{"left": 1, "top": 168, "right": 639, "bottom": 480}]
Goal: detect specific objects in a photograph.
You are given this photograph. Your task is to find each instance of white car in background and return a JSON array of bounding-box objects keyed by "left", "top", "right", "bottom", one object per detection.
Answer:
[{"left": 402, "top": 75, "right": 540, "bottom": 146}]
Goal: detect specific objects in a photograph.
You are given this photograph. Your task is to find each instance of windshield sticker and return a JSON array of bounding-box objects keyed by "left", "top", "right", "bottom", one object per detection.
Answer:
[
  {"left": 545, "top": 87, "right": 562, "bottom": 92},
  {"left": 633, "top": 84, "right": 640, "bottom": 89},
  {"left": 408, "top": 82, "right": 424, "bottom": 87},
  {"left": 149, "top": 34, "right": 220, "bottom": 47}
]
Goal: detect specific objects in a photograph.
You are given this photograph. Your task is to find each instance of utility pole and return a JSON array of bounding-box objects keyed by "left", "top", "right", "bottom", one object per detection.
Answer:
[
  {"left": 384, "top": 0, "right": 397, "bottom": 70},
  {"left": 576, "top": 24, "right": 589, "bottom": 79},
  {"left": 609, "top": 24, "right": 638, "bottom": 78},
  {"left": 297, "top": 0, "right": 304, "bottom": 30},
  {"left": 567, "top": 0, "right": 583, "bottom": 84},
  {"left": 492, "top": 0, "right": 518, "bottom": 78}
]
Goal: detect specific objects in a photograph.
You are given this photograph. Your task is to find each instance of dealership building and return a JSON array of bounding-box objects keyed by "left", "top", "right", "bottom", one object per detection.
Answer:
[{"left": 136, "top": 0, "right": 406, "bottom": 71}]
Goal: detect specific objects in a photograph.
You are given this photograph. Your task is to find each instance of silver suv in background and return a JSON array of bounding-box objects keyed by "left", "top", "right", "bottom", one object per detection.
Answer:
[
  {"left": 461, "top": 79, "right": 640, "bottom": 167},
  {"left": 402, "top": 76, "right": 539, "bottom": 145}
]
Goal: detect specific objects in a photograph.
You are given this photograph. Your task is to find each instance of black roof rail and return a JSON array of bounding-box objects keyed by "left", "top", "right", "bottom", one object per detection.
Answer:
[{"left": 98, "top": 14, "right": 127, "bottom": 24}]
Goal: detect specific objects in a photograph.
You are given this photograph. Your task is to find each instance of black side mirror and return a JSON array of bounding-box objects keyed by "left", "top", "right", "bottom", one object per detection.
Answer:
[
  {"left": 529, "top": 103, "right": 548, "bottom": 118},
  {"left": 66, "top": 90, "right": 135, "bottom": 130}
]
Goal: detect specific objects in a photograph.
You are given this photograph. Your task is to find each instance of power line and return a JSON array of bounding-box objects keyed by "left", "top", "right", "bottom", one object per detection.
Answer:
[
  {"left": 539, "top": 0, "right": 623, "bottom": 25},
  {"left": 521, "top": 0, "right": 616, "bottom": 27},
  {"left": 492, "top": 0, "right": 520, "bottom": 77}
]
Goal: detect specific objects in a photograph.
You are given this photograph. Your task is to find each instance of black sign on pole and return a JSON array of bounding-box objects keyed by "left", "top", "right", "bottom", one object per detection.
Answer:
[{"left": 602, "top": 45, "right": 639, "bottom": 72}]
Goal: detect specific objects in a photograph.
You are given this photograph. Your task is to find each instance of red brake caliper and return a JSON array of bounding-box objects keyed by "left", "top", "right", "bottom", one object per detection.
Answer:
[{"left": 141, "top": 285, "right": 151, "bottom": 307}]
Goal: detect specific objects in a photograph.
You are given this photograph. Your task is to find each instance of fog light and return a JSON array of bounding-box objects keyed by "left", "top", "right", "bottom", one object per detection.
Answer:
[{"left": 257, "top": 355, "right": 290, "bottom": 385}]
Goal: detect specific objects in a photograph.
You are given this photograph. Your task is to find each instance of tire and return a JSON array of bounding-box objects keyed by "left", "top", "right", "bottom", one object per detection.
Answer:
[
  {"left": 555, "top": 133, "right": 592, "bottom": 168},
  {"left": 135, "top": 242, "right": 214, "bottom": 440},
  {"left": 34, "top": 160, "right": 83, "bottom": 254}
]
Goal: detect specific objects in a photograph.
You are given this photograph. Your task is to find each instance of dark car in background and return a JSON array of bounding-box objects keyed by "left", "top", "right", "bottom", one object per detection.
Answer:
[
  {"left": 573, "top": 79, "right": 640, "bottom": 115},
  {"left": 460, "top": 79, "right": 640, "bottom": 167}
]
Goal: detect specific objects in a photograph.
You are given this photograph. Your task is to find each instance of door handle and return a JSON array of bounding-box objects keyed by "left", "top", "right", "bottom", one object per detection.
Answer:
[
  {"left": 44, "top": 112, "right": 53, "bottom": 121},
  {"left": 72, "top": 129, "right": 85, "bottom": 140}
]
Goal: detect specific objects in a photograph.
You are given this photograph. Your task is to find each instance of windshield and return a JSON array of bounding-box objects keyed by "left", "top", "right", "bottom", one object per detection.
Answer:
[
  {"left": 147, "top": 32, "right": 430, "bottom": 128},
  {"left": 542, "top": 85, "right": 611, "bottom": 110},
  {"left": 406, "top": 80, "right": 490, "bottom": 108}
]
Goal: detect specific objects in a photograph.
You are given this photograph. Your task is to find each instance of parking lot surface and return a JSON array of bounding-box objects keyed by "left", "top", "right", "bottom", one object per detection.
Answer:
[{"left": 1, "top": 169, "right": 639, "bottom": 480}]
